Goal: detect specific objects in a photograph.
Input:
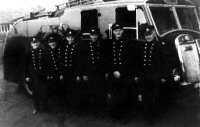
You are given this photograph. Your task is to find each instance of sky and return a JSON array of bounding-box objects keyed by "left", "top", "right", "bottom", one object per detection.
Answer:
[
  {"left": 0, "top": 0, "right": 68, "bottom": 23},
  {"left": 0, "top": 0, "right": 68, "bottom": 11},
  {"left": 0, "top": 0, "right": 199, "bottom": 23},
  {"left": 1, "top": 0, "right": 200, "bottom": 11}
]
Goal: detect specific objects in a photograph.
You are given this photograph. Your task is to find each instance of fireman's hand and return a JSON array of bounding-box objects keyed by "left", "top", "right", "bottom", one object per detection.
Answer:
[
  {"left": 76, "top": 76, "right": 81, "bottom": 82},
  {"left": 26, "top": 77, "right": 30, "bottom": 82},
  {"left": 105, "top": 73, "right": 109, "bottom": 80},
  {"left": 83, "top": 75, "right": 88, "bottom": 81},
  {"left": 47, "top": 76, "right": 50, "bottom": 80},
  {"left": 113, "top": 71, "right": 121, "bottom": 78},
  {"left": 174, "top": 75, "right": 181, "bottom": 82},
  {"left": 161, "top": 78, "right": 167, "bottom": 84},
  {"left": 194, "top": 82, "right": 200, "bottom": 88},
  {"left": 60, "top": 75, "right": 64, "bottom": 81}
]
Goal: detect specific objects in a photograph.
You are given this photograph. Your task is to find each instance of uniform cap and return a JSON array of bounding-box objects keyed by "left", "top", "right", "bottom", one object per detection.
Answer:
[
  {"left": 32, "top": 37, "right": 39, "bottom": 43},
  {"left": 112, "top": 23, "right": 123, "bottom": 30},
  {"left": 48, "top": 36, "right": 56, "bottom": 43},
  {"left": 90, "top": 27, "right": 100, "bottom": 35},
  {"left": 65, "top": 29, "right": 75, "bottom": 37},
  {"left": 144, "top": 25, "right": 155, "bottom": 36}
]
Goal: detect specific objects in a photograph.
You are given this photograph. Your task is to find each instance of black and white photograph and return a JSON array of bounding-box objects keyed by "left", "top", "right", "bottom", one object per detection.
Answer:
[{"left": 0, "top": 0, "right": 200, "bottom": 126}]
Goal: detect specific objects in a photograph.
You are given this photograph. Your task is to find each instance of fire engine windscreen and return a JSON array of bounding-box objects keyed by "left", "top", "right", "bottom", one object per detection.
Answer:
[
  {"left": 149, "top": 6, "right": 200, "bottom": 35},
  {"left": 176, "top": 7, "right": 199, "bottom": 31}
]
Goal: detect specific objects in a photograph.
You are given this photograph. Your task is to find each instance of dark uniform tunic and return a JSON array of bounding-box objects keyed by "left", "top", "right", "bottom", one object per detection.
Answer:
[
  {"left": 81, "top": 40, "right": 105, "bottom": 77},
  {"left": 105, "top": 37, "right": 133, "bottom": 119},
  {"left": 106, "top": 37, "right": 133, "bottom": 89},
  {"left": 46, "top": 47, "right": 60, "bottom": 78},
  {"left": 138, "top": 40, "right": 163, "bottom": 78},
  {"left": 80, "top": 39, "right": 106, "bottom": 105},
  {"left": 25, "top": 44, "right": 47, "bottom": 110},
  {"left": 60, "top": 43, "right": 80, "bottom": 79}
]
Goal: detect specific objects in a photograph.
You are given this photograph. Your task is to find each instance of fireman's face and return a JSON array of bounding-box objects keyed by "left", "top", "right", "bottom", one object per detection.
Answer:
[
  {"left": 48, "top": 40, "right": 57, "bottom": 49},
  {"left": 90, "top": 34, "right": 99, "bottom": 42},
  {"left": 145, "top": 30, "right": 156, "bottom": 42},
  {"left": 113, "top": 29, "right": 124, "bottom": 40},
  {"left": 66, "top": 36, "right": 75, "bottom": 45},
  {"left": 31, "top": 41, "right": 40, "bottom": 49}
]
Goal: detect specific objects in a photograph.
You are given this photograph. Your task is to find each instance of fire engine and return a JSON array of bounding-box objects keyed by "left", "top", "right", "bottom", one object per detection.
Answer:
[{"left": 3, "top": 0, "right": 200, "bottom": 96}]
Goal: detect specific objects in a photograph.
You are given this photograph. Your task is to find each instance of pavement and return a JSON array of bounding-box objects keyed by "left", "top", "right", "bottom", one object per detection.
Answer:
[{"left": 0, "top": 65, "right": 200, "bottom": 127}]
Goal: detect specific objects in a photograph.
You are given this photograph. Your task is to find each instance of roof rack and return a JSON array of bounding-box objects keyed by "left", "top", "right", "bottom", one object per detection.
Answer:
[{"left": 56, "top": 0, "right": 98, "bottom": 10}]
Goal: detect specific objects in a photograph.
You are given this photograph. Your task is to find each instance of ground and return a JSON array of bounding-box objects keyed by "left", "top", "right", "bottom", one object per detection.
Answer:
[{"left": 0, "top": 65, "right": 200, "bottom": 127}]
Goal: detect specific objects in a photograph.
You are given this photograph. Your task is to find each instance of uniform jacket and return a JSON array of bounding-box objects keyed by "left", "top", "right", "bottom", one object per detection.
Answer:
[
  {"left": 105, "top": 37, "right": 133, "bottom": 78},
  {"left": 59, "top": 41, "right": 81, "bottom": 77},
  {"left": 25, "top": 44, "right": 47, "bottom": 80},
  {"left": 80, "top": 39, "right": 107, "bottom": 77},
  {"left": 45, "top": 46, "right": 61, "bottom": 79},
  {"left": 134, "top": 39, "right": 166, "bottom": 80}
]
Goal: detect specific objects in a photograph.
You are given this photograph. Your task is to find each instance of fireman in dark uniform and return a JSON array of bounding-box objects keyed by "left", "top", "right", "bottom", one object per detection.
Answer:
[
  {"left": 80, "top": 27, "right": 106, "bottom": 109},
  {"left": 105, "top": 23, "right": 133, "bottom": 122},
  {"left": 25, "top": 37, "right": 47, "bottom": 114},
  {"left": 135, "top": 25, "right": 166, "bottom": 124},
  {"left": 43, "top": 34, "right": 62, "bottom": 111},
  {"left": 59, "top": 29, "right": 81, "bottom": 108}
]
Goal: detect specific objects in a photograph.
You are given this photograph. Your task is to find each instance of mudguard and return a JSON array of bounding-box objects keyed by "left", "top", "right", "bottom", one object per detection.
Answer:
[{"left": 175, "top": 34, "right": 200, "bottom": 83}]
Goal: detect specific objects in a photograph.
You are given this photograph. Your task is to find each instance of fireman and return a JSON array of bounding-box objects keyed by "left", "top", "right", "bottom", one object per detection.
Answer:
[
  {"left": 105, "top": 23, "right": 133, "bottom": 122},
  {"left": 80, "top": 27, "right": 107, "bottom": 109},
  {"left": 59, "top": 29, "right": 81, "bottom": 108},
  {"left": 43, "top": 33, "right": 62, "bottom": 111},
  {"left": 25, "top": 37, "right": 47, "bottom": 114},
  {"left": 135, "top": 25, "right": 167, "bottom": 124}
]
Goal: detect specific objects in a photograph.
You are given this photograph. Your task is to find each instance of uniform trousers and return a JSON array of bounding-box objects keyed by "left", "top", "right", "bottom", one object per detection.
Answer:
[
  {"left": 140, "top": 70, "right": 161, "bottom": 123},
  {"left": 61, "top": 74, "right": 77, "bottom": 107},
  {"left": 86, "top": 73, "right": 106, "bottom": 106},
  {"left": 42, "top": 76, "right": 61, "bottom": 110},
  {"left": 106, "top": 75, "right": 132, "bottom": 120},
  {"left": 29, "top": 74, "right": 47, "bottom": 110}
]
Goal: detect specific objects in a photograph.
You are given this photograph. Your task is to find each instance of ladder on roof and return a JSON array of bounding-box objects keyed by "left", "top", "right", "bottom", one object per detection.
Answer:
[{"left": 56, "top": 0, "right": 98, "bottom": 10}]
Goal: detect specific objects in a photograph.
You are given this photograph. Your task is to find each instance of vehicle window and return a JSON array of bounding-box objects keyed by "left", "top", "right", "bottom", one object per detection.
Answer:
[
  {"left": 116, "top": 7, "right": 136, "bottom": 41},
  {"left": 137, "top": 7, "right": 148, "bottom": 40},
  {"left": 5, "top": 25, "right": 7, "bottom": 32},
  {"left": 137, "top": 8, "right": 147, "bottom": 26},
  {"left": 81, "top": 9, "right": 98, "bottom": 33},
  {"left": 176, "top": 7, "right": 199, "bottom": 31},
  {"left": 2, "top": 25, "right": 4, "bottom": 32},
  {"left": 116, "top": 7, "right": 136, "bottom": 27},
  {"left": 149, "top": 7, "right": 178, "bottom": 35},
  {"left": 7, "top": 24, "right": 10, "bottom": 31},
  {"left": 123, "top": 29, "right": 136, "bottom": 41}
]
